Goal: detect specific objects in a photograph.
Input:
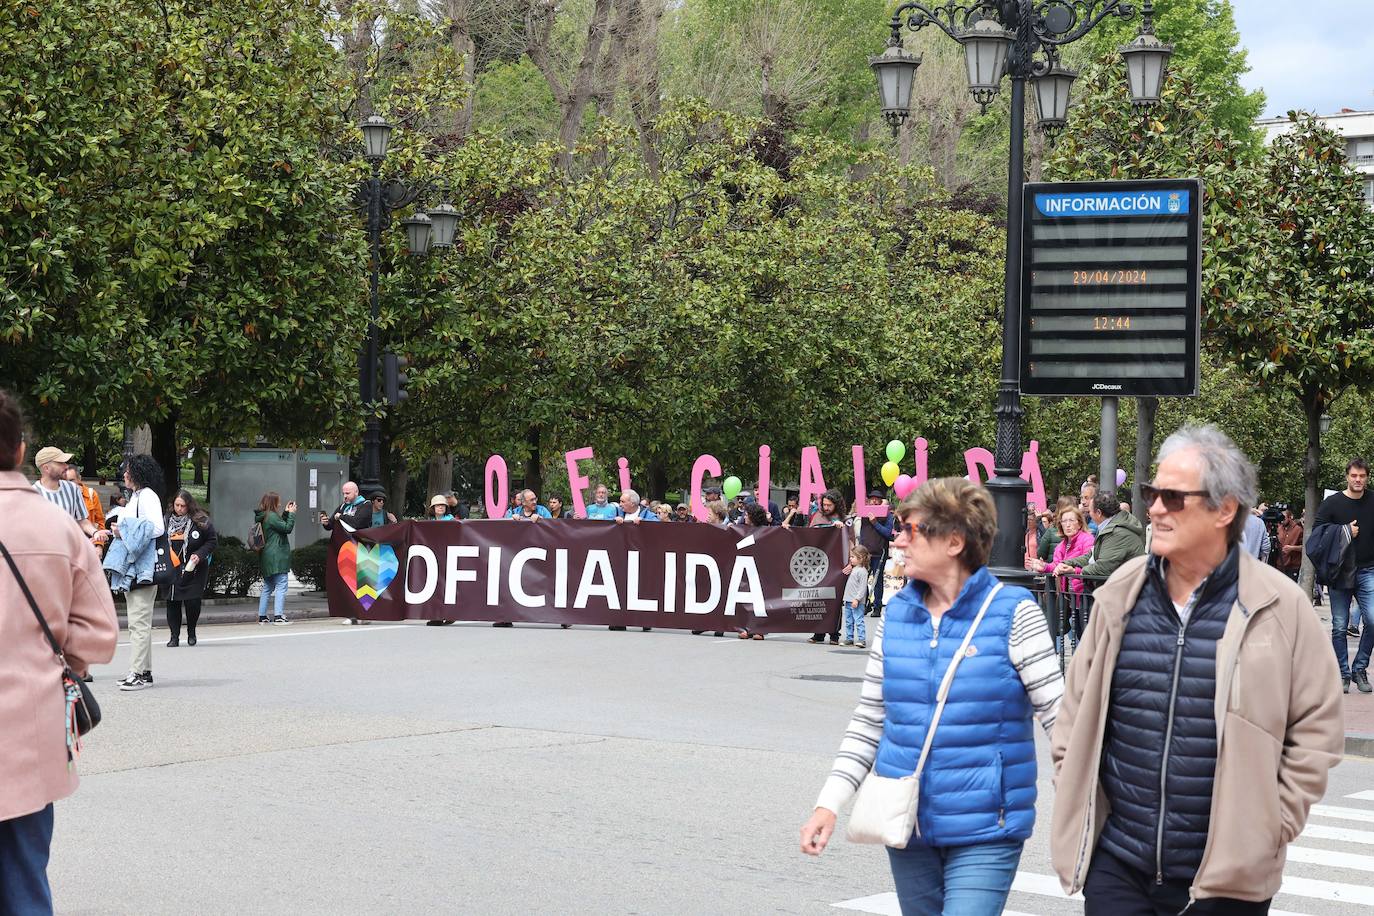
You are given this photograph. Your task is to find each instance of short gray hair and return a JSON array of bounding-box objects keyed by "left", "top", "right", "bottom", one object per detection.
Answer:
[
  {"left": 1156, "top": 424, "right": 1257, "bottom": 545},
  {"left": 621, "top": 488, "right": 640, "bottom": 506}
]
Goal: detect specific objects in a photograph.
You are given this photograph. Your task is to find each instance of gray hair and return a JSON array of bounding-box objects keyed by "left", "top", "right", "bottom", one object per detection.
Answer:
[
  {"left": 1156, "top": 424, "right": 1257, "bottom": 545},
  {"left": 621, "top": 488, "right": 640, "bottom": 506}
]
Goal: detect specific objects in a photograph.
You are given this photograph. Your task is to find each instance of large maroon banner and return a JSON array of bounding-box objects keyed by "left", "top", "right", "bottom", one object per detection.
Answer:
[{"left": 326, "top": 520, "right": 845, "bottom": 633}]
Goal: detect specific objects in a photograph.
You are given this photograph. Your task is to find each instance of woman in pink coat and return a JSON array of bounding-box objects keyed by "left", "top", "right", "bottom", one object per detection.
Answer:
[
  {"left": 1050, "top": 505, "right": 1094, "bottom": 594},
  {"left": 0, "top": 391, "right": 118, "bottom": 914}
]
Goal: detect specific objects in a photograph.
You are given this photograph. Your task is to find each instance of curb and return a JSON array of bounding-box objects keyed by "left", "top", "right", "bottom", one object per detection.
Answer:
[
  {"left": 116, "top": 603, "right": 334, "bottom": 629},
  {"left": 1347, "top": 733, "right": 1374, "bottom": 759}
]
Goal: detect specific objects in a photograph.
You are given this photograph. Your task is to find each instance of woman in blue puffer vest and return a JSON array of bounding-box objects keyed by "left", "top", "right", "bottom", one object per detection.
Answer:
[{"left": 800, "top": 477, "right": 1064, "bottom": 915}]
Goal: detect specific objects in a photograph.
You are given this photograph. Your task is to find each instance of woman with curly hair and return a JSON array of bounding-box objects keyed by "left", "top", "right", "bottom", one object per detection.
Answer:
[{"left": 111, "top": 454, "right": 164, "bottom": 691}]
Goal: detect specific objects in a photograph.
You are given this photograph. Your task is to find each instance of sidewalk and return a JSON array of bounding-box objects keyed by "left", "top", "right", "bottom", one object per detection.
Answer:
[
  {"left": 115, "top": 595, "right": 334, "bottom": 628},
  {"left": 1326, "top": 611, "right": 1374, "bottom": 758}
]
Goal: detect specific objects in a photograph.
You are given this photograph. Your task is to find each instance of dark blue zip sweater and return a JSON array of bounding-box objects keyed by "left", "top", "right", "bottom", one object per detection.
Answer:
[{"left": 1097, "top": 547, "right": 1239, "bottom": 882}]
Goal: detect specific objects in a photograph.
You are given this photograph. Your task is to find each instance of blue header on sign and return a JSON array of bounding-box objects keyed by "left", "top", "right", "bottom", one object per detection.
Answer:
[{"left": 1035, "top": 189, "right": 1190, "bottom": 218}]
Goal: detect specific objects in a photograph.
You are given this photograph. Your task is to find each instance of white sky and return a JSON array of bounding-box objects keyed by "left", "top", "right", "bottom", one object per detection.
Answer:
[{"left": 1233, "top": 1, "right": 1374, "bottom": 117}]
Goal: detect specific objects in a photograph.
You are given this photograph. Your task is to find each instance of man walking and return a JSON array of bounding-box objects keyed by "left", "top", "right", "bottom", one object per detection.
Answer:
[
  {"left": 1315, "top": 458, "right": 1374, "bottom": 693},
  {"left": 1051, "top": 425, "right": 1343, "bottom": 913}
]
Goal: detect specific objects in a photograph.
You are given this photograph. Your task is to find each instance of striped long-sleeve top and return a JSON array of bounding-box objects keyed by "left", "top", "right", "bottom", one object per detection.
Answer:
[{"left": 814, "top": 597, "right": 1064, "bottom": 814}]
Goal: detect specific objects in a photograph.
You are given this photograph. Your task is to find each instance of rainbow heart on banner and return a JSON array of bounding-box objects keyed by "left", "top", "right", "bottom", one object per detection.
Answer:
[{"left": 336, "top": 541, "right": 399, "bottom": 611}]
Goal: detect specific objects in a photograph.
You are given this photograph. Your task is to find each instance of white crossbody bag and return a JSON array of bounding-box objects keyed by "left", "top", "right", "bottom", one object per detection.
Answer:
[{"left": 846, "top": 583, "right": 1003, "bottom": 849}]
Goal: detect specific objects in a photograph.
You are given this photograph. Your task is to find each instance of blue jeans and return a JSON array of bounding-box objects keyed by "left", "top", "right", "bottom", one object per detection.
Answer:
[
  {"left": 1329, "top": 567, "right": 1374, "bottom": 678},
  {"left": 886, "top": 839, "right": 1023, "bottom": 916},
  {"left": 843, "top": 602, "right": 867, "bottom": 643},
  {"left": 0, "top": 804, "right": 54, "bottom": 916},
  {"left": 257, "top": 572, "right": 288, "bottom": 619}
]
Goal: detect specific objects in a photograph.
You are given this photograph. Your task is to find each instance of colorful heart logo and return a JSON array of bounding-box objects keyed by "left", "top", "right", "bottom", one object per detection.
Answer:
[{"left": 337, "top": 541, "right": 399, "bottom": 611}]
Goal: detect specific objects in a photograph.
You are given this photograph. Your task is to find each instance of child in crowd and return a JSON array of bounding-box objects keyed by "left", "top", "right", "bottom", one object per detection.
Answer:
[
  {"left": 843, "top": 545, "right": 871, "bottom": 649},
  {"left": 882, "top": 541, "right": 907, "bottom": 618}
]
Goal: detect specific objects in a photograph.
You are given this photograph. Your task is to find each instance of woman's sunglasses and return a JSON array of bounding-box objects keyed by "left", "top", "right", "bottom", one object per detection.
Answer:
[{"left": 1140, "top": 484, "right": 1208, "bottom": 512}]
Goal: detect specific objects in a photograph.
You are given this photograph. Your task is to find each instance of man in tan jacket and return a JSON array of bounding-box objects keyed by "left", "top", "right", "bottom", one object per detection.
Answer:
[
  {"left": 0, "top": 390, "right": 118, "bottom": 913},
  {"left": 1051, "top": 425, "right": 1343, "bottom": 913}
]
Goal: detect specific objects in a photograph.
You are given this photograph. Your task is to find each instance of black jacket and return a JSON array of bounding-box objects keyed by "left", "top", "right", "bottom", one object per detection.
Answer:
[
  {"left": 1306, "top": 522, "right": 1354, "bottom": 589},
  {"left": 163, "top": 516, "right": 218, "bottom": 602},
  {"left": 323, "top": 498, "right": 373, "bottom": 532},
  {"left": 1097, "top": 547, "right": 1239, "bottom": 883}
]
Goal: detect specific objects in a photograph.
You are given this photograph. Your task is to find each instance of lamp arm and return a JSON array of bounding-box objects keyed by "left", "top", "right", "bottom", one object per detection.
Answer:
[
  {"left": 1030, "top": 0, "right": 1136, "bottom": 48},
  {"left": 890, "top": 1, "right": 999, "bottom": 42}
]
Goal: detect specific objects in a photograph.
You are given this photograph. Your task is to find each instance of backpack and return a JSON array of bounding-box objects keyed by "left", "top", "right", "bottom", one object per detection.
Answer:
[{"left": 247, "top": 521, "right": 266, "bottom": 552}]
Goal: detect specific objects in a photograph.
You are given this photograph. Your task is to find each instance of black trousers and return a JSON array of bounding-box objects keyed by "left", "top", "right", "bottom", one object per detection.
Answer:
[
  {"left": 1084, "top": 849, "right": 1270, "bottom": 916},
  {"left": 166, "top": 599, "right": 202, "bottom": 640}
]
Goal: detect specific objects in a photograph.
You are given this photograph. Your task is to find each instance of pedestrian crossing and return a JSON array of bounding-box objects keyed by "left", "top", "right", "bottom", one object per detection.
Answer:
[{"left": 832, "top": 787, "right": 1374, "bottom": 916}]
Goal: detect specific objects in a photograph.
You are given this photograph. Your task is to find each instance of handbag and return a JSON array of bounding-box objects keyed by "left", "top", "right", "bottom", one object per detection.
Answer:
[
  {"left": 0, "top": 539, "right": 101, "bottom": 762},
  {"left": 846, "top": 582, "right": 1002, "bottom": 848}
]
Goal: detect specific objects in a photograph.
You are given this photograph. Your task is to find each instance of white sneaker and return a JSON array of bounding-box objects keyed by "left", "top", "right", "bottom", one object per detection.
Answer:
[
  {"left": 272, "top": 616, "right": 290, "bottom": 626},
  {"left": 341, "top": 618, "right": 356, "bottom": 625}
]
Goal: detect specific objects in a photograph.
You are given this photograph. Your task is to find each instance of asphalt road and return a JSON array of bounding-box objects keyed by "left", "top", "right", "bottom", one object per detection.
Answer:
[{"left": 49, "top": 619, "right": 1374, "bottom": 915}]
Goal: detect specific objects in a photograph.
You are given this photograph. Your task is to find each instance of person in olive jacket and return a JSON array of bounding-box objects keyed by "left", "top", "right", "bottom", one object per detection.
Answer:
[
  {"left": 163, "top": 489, "right": 218, "bottom": 646},
  {"left": 254, "top": 492, "right": 296, "bottom": 625}
]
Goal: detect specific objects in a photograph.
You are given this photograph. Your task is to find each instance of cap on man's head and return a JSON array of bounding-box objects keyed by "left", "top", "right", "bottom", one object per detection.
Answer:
[
  {"left": 34, "top": 446, "right": 73, "bottom": 468},
  {"left": 868, "top": 488, "right": 886, "bottom": 499},
  {"left": 370, "top": 491, "right": 387, "bottom": 501}
]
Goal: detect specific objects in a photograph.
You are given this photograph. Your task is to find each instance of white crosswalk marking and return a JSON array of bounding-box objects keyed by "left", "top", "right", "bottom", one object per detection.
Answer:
[
  {"left": 1287, "top": 844, "right": 1374, "bottom": 873},
  {"left": 834, "top": 788, "right": 1374, "bottom": 915},
  {"left": 1310, "top": 803, "right": 1374, "bottom": 824}
]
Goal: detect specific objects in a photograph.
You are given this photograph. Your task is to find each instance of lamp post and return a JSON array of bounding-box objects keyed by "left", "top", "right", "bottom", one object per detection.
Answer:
[
  {"left": 356, "top": 115, "right": 460, "bottom": 494},
  {"left": 870, "top": 0, "right": 1171, "bottom": 576}
]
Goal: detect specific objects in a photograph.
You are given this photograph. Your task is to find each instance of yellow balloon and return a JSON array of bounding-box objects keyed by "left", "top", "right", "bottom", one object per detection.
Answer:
[{"left": 881, "top": 461, "right": 900, "bottom": 487}]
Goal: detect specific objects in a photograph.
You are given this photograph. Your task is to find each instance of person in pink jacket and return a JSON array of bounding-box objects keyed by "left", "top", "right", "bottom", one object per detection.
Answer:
[
  {"left": 1050, "top": 505, "right": 1095, "bottom": 595},
  {"left": 0, "top": 390, "right": 118, "bottom": 914}
]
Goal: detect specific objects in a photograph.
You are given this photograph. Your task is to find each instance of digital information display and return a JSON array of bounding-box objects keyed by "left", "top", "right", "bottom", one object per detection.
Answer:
[{"left": 1019, "top": 178, "right": 1202, "bottom": 397}]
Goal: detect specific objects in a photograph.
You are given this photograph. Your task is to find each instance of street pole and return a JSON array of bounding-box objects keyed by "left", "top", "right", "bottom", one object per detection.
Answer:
[
  {"left": 1099, "top": 395, "right": 1118, "bottom": 503},
  {"left": 987, "top": 48, "right": 1030, "bottom": 577},
  {"left": 361, "top": 159, "right": 383, "bottom": 495}
]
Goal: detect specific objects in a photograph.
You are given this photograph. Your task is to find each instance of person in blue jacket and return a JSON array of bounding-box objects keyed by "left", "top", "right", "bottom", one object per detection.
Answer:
[
  {"left": 505, "top": 489, "right": 552, "bottom": 521},
  {"left": 585, "top": 484, "right": 618, "bottom": 520},
  {"left": 800, "top": 477, "right": 1064, "bottom": 915}
]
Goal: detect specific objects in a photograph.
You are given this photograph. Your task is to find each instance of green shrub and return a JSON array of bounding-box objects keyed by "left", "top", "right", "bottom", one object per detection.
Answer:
[
  {"left": 206, "top": 542, "right": 261, "bottom": 597},
  {"left": 290, "top": 538, "right": 332, "bottom": 592}
]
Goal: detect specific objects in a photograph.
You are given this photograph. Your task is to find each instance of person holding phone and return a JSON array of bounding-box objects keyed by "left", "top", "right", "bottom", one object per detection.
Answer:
[{"left": 254, "top": 492, "right": 295, "bottom": 626}]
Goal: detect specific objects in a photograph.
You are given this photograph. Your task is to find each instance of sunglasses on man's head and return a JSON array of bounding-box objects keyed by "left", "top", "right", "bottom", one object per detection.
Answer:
[{"left": 1140, "top": 484, "right": 1208, "bottom": 512}]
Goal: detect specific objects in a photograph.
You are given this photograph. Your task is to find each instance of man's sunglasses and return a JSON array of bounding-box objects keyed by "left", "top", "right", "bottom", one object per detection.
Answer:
[
  {"left": 893, "top": 520, "right": 933, "bottom": 537},
  {"left": 1140, "top": 484, "right": 1208, "bottom": 512}
]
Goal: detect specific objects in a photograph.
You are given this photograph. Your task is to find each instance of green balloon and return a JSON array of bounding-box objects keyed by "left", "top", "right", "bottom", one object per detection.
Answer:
[
  {"left": 722, "top": 476, "right": 742, "bottom": 500},
  {"left": 885, "top": 439, "right": 906, "bottom": 464}
]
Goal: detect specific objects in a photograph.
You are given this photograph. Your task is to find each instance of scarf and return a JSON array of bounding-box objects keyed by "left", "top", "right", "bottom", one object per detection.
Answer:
[{"left": 167, "top": 513, "right": 193, "bottom": 538}]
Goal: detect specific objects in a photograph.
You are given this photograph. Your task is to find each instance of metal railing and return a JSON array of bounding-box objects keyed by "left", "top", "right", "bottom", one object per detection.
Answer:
[{"left": 1025, "top": 572, "right": 1111, "bottom": 670}]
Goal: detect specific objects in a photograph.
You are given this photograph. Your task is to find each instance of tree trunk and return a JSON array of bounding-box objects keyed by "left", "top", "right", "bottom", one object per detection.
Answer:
[
  {"left": 192, "top": 448, "right": 205, "bottom": 486},
  {"left": 524, "top": 426, "right": 543, "bottom": 498},
  {"left": 647, "top": 458, "right": 667, "bottom": 503},
  {"left": 445, "top": 0, "right": 476, "bottom": 138},
  {"left": 1298, "top": 392, "right": 1323, "bottom": 599},
  {"left": 81, "top": 443, "right": 98, "bottom": 479},
  {"left": 390, "top": 450, "right": 409, "bottom": 520},
  {"left": 150, "top": 414, "right": 179, "bottom": 499},
  {"left": 1131, "top": 396, "right": 1157, "bottom": 523},
  {"left": 426, "top": 452, "right": 454, "bottom": 499}
]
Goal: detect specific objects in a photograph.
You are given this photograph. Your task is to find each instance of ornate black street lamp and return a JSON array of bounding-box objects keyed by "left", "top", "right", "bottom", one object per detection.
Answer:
[
  {"left": 870, "top": 1, "right": 1171, "bottom": 575},
  {"left": 357, "top": 116, "right": 459, "bottom": 494}
]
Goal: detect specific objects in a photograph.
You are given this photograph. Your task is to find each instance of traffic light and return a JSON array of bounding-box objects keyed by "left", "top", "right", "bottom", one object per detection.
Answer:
[{"left": 383, "top": 351, "right": 409, "bottom": 405}]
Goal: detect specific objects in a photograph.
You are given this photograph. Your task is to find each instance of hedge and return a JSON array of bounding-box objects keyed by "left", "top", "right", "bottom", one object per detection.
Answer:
[
  {"left": 290, "top": 538, "right": 332, "bottom": 592},
  {"left": 205, "top": 536, "right": 261, "bottom": 597}
]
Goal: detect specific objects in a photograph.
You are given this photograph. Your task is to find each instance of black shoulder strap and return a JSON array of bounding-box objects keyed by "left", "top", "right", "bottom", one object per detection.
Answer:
[{"left": 0, "top": 538, "right": 65, "bottom": 662}]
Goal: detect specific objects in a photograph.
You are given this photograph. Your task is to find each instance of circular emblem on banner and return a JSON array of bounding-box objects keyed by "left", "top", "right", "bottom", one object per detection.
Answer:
[{"left": 790, "top": 546, "right": 829, "bottom": 587}]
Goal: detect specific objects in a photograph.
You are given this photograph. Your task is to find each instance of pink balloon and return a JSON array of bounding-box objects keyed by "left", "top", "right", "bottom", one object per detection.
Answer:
[
  {"left": 1116, "top": 468, "right": 1127, "bottom": 487},
  {"left": 893, "top": 474, "right": 917, "bottom": 500}
]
